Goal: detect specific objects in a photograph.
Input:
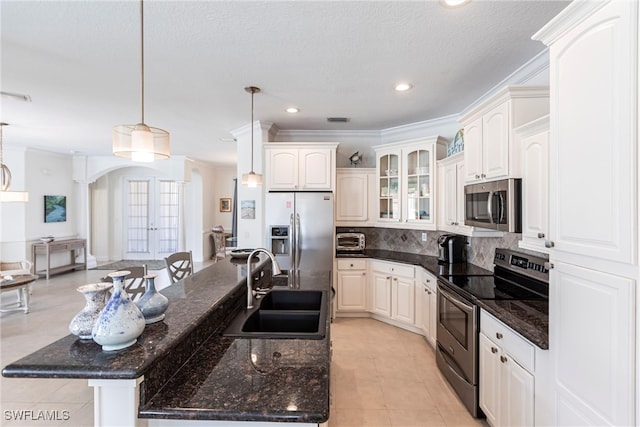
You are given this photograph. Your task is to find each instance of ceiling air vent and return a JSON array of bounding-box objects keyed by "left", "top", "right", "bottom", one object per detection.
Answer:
[{"left": 327, "top": 117, "right": 350, "bottom": 123}]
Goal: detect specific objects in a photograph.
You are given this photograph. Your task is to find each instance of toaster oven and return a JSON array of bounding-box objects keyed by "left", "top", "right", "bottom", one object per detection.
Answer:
[{"left": 336, "top": 233, "right": 365, "bottom": 253}]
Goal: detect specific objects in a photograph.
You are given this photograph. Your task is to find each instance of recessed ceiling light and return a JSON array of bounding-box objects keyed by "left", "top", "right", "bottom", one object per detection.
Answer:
[
  {"left": 440, "top": 0, "right": 471, "bottom": 8},
  {"left": 286, "top": 107, "right": 300, "bottom": 113},
  {"left": 395, "top": 83, "right": 413, "bottom": 92}
]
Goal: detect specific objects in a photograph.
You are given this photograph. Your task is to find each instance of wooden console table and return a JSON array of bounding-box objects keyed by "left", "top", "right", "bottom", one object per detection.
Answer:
[{"left": 32, "top": 239, "right": 87, "bottom": 279}]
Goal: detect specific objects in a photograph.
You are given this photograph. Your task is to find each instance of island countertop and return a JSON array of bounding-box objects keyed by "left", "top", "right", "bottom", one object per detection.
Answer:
[{"left": 2, "top": 256, "right": 332, "bottom": 424}]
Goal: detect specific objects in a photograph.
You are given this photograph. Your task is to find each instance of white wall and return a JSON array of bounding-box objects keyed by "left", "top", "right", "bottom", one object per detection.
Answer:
[{"left": 211, "top": 166, "right": 236, "bottom": 232}]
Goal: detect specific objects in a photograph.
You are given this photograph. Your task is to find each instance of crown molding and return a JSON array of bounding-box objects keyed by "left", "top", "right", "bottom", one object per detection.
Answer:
[{"left": 532, "top": 0, "right": 608, "bottom": 45}]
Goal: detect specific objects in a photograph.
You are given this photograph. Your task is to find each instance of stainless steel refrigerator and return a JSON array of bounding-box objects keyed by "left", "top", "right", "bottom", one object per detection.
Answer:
[{"left": 265, "top": 192, "right": 334, "bottom": 273}]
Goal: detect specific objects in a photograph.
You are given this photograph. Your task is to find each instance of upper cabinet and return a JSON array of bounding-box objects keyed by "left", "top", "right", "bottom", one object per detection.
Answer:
[
  {"left": 265, "top": 142, "right": 338, "bottom": 191},
  {"left": 459, "top": 86, "right": 550, "bottom": 184},
  {"left": 335, "top": 168, "right": 375, "bottom": 225},
  {"left": 515, "top": 115, "right": 550, "bottom": 253},
  {"left": 373, "top": 136, "right": 446, "bottom": 229}
]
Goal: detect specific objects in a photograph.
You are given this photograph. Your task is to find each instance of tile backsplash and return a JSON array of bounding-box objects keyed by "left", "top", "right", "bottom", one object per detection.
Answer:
[{"left": 336, "top": 226, "right": 529, "bottom": 271}]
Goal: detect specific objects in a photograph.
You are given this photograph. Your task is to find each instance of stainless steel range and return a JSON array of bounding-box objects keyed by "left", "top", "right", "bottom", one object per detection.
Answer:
[{"left": 436, "top": 248, "right": 549, "bottom": 418}]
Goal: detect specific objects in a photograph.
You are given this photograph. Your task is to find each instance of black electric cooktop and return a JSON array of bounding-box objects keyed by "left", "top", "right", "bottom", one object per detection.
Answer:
[
  {"left": 438, "top": 248, "right": 550, "bottom": 302},
  {"left": 439, "top": 273, "right": 548, "bottom": 301}
]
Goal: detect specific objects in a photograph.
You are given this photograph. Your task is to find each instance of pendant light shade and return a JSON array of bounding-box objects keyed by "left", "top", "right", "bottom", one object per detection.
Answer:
[
  {"left": 112, "top": 0, "right": 169, "bottom": 162},
  {"left": 242, "top": 86, "right": 262, "bottom": 187},
  {"left": 0, "top": 123, "right": 29, "bottom": 203}
]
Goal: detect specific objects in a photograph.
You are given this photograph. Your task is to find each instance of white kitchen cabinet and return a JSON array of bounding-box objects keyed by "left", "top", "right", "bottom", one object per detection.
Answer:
[
  {"left": 370, "top": 260, "right": 415, "bottom": 325},
  {"left": 370, "top": 270, "right": 392, "bottom": 318},
  {"left": 550, "top": 261, "right": 634, "bottom": 426},
  {"left": 415, "top": 268, "right": 437, "bottom": 347},
  {"left": 336, "top": 259, "right": 368, "bottom": 313},
  {"left": 265, "top": 143, "right": 338, "bottom": 191},
  {"left": 373, "top": 136, "right": 446, "bottom": 229},
  {"left": 459, "top": 86, "right": 549, "bottom": 184},
  {"left": 533, "top": 2, "right": 638, "bottom": 425},
  {"left": 515, "top": 116, "right": 550, "bottom": 254},
  {"left": 479, "top": 310, "right": 534, "bottom": 427},
  {"left": 335, "top": 168, "right": 375, "bottom": 224}
]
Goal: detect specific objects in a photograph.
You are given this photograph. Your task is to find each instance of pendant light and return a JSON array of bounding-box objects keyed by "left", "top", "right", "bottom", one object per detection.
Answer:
[
  {"left": 0, "top": 123, "right": 29, "bottom": 203},
  {"left": 241, "top": 86, "right": 262, "bottom": 187},
  {"left": 112, "top": 0, "right": 169, "bottom": 162}
]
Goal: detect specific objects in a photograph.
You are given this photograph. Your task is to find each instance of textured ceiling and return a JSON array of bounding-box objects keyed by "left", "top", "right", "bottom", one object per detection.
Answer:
[{"left": 1, "top": 0, "right": 569, "bottom": 165}]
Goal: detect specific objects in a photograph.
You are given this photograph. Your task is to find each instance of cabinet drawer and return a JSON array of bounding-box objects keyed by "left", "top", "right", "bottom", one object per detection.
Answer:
[
  {"left": 417, "top": 267, "right": 437, "bottom": 291},
  {"left": 481, "top": 310, "right": 534, "bottom": 372},
  {"left": 337, "top": 259, "right": 367, "bottom": 270},
  {"left": 370, "top": 260, "right": 414, "bottom": 278}
]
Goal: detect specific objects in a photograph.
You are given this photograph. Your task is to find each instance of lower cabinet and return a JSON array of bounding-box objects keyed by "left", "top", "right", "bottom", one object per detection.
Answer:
[
  {"left": 416, "top": 268, "right": 437, "bottom": 347},
  {"left": 336, "top": 259, "right": 368, "bottom": 312},
  {"left": 370, "top": 260, "right": 415, "bottom": 325},
  {"left": 479, "top": 310, "right": 534, "bottom": 427}
]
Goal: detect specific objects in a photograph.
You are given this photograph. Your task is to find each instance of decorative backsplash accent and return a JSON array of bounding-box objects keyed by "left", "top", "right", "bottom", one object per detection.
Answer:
[{"left": 336, "top": 226, "right": 533, "bottom": 271}]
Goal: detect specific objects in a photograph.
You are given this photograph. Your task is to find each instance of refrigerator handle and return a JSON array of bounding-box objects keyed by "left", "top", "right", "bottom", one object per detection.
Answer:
[
  {"left": 295, "top": 213, "right": 302, "bottom": 270},
  {"left": 289, "top": 213, "right": 295, "bottom": 268}
]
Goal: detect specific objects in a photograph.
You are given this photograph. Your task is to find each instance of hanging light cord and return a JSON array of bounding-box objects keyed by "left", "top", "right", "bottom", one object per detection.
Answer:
[
  {"left": 250, "top": 88, "right": 254, "bottom": 172},
  {"left": 139, "top": 0, "right": 145, "bottom": 125}
]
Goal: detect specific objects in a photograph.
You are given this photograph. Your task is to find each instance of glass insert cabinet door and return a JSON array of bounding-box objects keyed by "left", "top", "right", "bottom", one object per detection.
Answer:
[
  {"left": 405, "top": 149, "right": 431, "bottom": 221},
  {"left": 378, "top": 153, "right": 400, "bottom": 220}
]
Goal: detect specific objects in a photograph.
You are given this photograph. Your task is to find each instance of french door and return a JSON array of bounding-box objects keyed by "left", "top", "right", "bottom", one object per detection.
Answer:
[{"left": 124, "top": 178, "right": 180, "bottom": 260}]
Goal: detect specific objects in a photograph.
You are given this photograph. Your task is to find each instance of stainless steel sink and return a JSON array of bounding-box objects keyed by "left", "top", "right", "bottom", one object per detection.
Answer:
[{"left": 223, "top": 290, "right": 327, "bottom": 339}]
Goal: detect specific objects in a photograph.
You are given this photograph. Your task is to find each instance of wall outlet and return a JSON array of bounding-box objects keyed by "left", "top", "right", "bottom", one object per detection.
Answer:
[{"left": 421, "top": 232, "right": 427, "bottom": 242}]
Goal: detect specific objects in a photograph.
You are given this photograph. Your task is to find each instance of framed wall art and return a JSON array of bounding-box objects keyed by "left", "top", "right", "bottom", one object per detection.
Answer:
[
  {"left": 44, "top": 195, "right": 67, "bottom": 223},
  {"left": 220, "top": 198, "right": 231, "bottom": 212}
]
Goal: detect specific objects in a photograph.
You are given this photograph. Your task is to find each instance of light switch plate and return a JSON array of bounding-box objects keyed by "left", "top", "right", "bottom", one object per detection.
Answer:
[{"left": 421, "top": 232, "right": 427, "bottom": 242}]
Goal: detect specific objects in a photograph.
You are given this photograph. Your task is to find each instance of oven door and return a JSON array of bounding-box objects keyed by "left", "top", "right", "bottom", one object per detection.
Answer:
[{"left": 436, "top": 280, "right": 478, "bottom": 384}]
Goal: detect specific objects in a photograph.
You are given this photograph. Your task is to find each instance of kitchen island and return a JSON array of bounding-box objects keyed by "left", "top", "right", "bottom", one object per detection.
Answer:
[{"left": 2, "top": 255, "right": 331, "bottom": 427}]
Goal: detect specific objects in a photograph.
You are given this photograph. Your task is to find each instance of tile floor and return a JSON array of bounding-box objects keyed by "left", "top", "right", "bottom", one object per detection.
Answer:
[{"left": 1, "top": 265, "right": 488, "bottom": 427}]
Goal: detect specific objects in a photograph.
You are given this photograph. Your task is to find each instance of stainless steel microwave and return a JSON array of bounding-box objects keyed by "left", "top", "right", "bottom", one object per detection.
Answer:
[{"left": 464, "top": 178, "right": 522, "bottom": 232}]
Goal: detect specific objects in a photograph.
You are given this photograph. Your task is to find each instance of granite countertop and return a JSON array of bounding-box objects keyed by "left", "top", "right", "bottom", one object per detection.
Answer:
[
  {"left": 337, "top": 249, "right": 549, "bottom": 349},
  {"left": 2, "top": 256, "right": 332, "bottom": 423}
]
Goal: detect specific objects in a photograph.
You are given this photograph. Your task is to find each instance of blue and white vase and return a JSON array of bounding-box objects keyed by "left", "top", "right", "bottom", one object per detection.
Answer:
[
  {"left": 69, "top": 283, "right": 112, "bottom": 340},
  {"left": 92, "top": 270, "right": 145, "bottom": 351},
  {"left": 135, "top": 274, "right": 169, "bottom": 324}
]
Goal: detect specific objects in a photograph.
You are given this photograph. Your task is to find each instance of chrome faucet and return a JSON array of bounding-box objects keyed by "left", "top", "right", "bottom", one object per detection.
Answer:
[{"left": 246, "top": 248, "right": 282, "bottom": 309}]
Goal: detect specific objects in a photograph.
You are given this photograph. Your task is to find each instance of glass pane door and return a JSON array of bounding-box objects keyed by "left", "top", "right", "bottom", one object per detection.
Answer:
[
  {"left": 378, "top": 154, "right": 400, "bottom": 220},
  {"left": 125, "top": 178, "right": 180, "bottom": 260},
  {"left": 405, "top": 149, "right": 431, "bottom": 221}
]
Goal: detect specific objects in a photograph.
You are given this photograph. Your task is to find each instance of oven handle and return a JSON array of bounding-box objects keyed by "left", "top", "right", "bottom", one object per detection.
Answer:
[{"left": 438, "top": 283, "right": 474, "bottom": 315}]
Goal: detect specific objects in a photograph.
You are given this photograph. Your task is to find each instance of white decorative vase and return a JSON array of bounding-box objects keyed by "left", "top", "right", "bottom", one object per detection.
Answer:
[
  {"left": 92, "top": 271, "right": 146, "bottom": 351},
  {"left": 69, "top": 283, "right": 112, "bottom": 340},
  {"left": 135, "top": 274, "right": 169, "bottom": 324}
]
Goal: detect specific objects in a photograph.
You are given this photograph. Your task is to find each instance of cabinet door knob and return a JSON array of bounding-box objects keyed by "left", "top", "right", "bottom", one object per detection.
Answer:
[
  {"left": 427, "top": 290, "right": 432, "bottom": 295},
  {"left": 544, "top": 261, "right": 554, "bottom": 270},
  {"left": 537, "top": 232, "right": 545, "bottom": 238},
  {"left": 491, "top": 347, "right": 498, "bottom": 354},
  {"left": 350, "top": 263, "right": 354, "bottom": 267},
  {"left": 475, "top": 174, "right": 480, "bottom": 179},
  {"left": 500, "top": 355, "right": 507, "bottom": 363},
  {"left": 386, "top": 276, "right": 391, "bottom": 280},
  {"left": 545, "top": 239, "right": 555, "bottom": 248},
  {"left": 496, "top": 332, "right": 503, "bottom": 339},
  {"left": 362, "top": 272, "right": 366, "bottom": 276}
]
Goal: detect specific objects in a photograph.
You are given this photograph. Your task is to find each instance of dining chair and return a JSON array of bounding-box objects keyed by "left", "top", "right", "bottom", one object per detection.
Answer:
[
  {"left": 164, "top": 251, "right": 193, "bottom": 283},
  {"left": 211, "top": 226, "right": 226, "bottom": 262},
  {"left": 100, "top": 265, "right": 147, "bottom": 302}
]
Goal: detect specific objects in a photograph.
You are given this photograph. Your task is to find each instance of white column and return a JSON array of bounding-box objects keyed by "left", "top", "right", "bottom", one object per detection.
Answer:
[
  {"left": 76, "top": 179, "right": 97, "bottom": 269},
  {"left": 88, "top": 377, "right": 147, "bottom": 427}
]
